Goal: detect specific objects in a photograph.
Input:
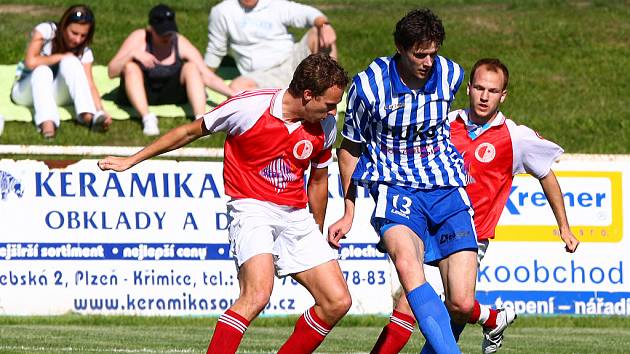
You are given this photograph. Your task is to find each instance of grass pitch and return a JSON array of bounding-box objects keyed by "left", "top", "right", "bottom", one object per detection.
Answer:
[{"left": 0, "top": 315, "right": 629, "bottom": 353}]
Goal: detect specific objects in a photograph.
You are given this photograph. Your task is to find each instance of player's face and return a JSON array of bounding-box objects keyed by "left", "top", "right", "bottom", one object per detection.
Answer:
[
  {"left": 467, "top": 66, "right": 507, "bottom": 123},
  {"left": 396, "top": 41, "right": 439, "bottom": 81},
  {"left": 303, "top": 85, "right": 344, "bottom": 123},
  {"left": 63, "top": 23, "right": 91, "bottom": 49}
]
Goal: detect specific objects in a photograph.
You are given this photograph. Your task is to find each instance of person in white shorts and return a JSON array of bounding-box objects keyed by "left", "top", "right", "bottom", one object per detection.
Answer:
[
  {"left": 10, "top": 4, "right": 112, "bottom": 138},
  {"left": 98, "top": 53, "right": 351, "bottom": 354},
  {"left": 205, "top": 0, "right": 337, "bottom": 91}
]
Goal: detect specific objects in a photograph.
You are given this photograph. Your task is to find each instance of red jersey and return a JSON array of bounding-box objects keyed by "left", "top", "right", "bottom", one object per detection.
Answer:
[
  {"left": 202, "top": 89, "right": 336, "bottom": 209},
  {"left": 449, "top": 109, "right": 563, "bottom": 240}
]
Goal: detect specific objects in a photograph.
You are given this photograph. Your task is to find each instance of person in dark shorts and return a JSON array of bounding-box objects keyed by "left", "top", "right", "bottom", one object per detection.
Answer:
[{"left": 108, "top": 4, "right": 235, "bottom": 135}]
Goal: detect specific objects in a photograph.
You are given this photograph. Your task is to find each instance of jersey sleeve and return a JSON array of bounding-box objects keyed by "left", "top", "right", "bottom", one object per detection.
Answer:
[
  {"left": 341, "top": 78, "right": 369, "bottom": 143},
  {"left": 451, "top": 62, "right": 465, "bottom": 95},
  {"left": 311, "top": 114, "right": 337, "bottom": 168},
  {"left": 509, "top": 120, "right": 564, "bottom": 178},
  {"left": 201, "top": 92, "right": 269, "bottom": 136}
]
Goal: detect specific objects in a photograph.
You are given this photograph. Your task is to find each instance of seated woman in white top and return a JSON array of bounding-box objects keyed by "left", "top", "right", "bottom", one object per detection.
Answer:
[{"left": 11, "top": 4, "right": 112, "bottom": 139}]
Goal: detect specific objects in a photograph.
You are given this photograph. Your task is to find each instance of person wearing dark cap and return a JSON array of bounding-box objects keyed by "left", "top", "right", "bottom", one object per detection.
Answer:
[{"left": 108, "top": 4, "right": 235, "bottom": 135}]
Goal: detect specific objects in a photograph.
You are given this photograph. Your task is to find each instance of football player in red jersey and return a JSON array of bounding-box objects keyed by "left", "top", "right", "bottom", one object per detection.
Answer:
[
  {"left": 99, "top": 54, "right": 351, "bottom": 354},
  {"left": 371, "top": 58, "right": 579, "bottom": 354}
]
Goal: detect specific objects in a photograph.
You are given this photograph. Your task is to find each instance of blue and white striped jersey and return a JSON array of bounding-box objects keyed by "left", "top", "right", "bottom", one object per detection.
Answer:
[{"left": 342, "top": 54, "right": 467, "bottom": 189}]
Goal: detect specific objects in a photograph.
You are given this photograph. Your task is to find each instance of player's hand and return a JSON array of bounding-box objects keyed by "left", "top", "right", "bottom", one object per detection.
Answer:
[
  {"left": 327, "top": 216, "right": 352, "bottom": 249},
  {"left": 98, "top": 156, "right": 133, "bottom": 172},
  {"left": 560, "top": 229, "right": 580, "bottom": 253}
]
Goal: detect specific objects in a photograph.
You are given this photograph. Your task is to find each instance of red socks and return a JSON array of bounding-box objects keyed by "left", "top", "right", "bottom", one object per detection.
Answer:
[
  {"left": 468, "top": 300, "right": 499, "bottom": 329},
  {"left": 206, "top": 309, "right": 250, "bottom": 354},
  {"left": 278, "top": 307, "right": 332, "bottom": 354},
  {"left": 371, "top": 310, "right": 416, "bottom": 354}
]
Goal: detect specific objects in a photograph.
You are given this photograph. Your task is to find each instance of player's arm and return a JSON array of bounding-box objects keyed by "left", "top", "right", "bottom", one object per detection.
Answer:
[
  {"left": 539, "top": 170, "right": 580, "bottom": 252},
  {"left": 98, "top": 118, "right": 209, "bottom": 172},
  {"left": 327, "top": 138, "right": 361, "bottom": 248},
  {"left": 307, "top": 166, "right": 329, "bottom": 233}
]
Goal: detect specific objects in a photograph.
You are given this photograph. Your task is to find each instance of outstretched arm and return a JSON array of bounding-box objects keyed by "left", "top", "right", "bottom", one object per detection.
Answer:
[
  {"left": 327, "top": 139, "right": 361, "bottom": 248},
  {"left": 539, "top": 170, "right": 580, "bottom": 252},
  {"left": 98, "top": 118, "right": 208, "bottom": 172}
]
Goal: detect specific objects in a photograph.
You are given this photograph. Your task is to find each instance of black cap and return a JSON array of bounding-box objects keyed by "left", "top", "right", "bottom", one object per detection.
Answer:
[{"left": 149, "top": 4, "right": 178, "bottom": 36}]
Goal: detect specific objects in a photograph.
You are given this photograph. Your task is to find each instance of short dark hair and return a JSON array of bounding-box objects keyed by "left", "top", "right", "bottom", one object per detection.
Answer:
[
  {"left": 288, "top": 54, "right": 349, "bottom": 97},
  {"left": 394, "top": 8, "right": 445, "bottom": 51},
  {"left": 470, "top": 58, "right": 510, "bottom": 90}
]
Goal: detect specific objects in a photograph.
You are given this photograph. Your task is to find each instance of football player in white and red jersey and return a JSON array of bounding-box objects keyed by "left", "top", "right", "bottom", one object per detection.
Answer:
[
  {"left": 98, "top": 54, "right": 352, "bottom": 354},
  {"left": 371, "top": 58, "right": 580, "bottom": 354}
]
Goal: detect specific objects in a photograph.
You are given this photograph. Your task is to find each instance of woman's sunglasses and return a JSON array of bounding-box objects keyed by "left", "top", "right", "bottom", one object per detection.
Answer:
[{"left": 69, "top": 10, "right": 94, "bottom": 23}]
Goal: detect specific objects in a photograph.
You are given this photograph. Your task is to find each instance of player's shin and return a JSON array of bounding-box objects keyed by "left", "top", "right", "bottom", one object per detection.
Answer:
[
  {"left": 371, "top": 309, "right": 416, "bottom": 354},
  {"left": 407, "top": 283, "right": 461, "bottom": 354},
  {"left": 277, "top": 306, "right": 332, "bottom": 354},
  {"left": 206, "top": 309, "right": 250, "bottom": 354}
]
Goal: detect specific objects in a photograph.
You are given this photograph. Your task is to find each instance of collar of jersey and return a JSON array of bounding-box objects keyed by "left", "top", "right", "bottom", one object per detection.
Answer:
[
  {"left": 390, "top": 54, "right": 439, "bottom": 95},
  {"left": 270, "top": 88, "right": 303, "bottom": 131},
  {"left": 458, "top": 109, "right": 506, "bottom": 140}
]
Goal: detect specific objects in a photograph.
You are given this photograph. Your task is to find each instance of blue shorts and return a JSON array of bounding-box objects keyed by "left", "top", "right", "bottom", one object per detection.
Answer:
[{"left": 370, "top": 184, "right": 478, "bottom": 265}]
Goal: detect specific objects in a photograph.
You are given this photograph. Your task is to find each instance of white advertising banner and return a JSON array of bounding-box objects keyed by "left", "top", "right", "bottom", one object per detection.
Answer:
[{"left": 0, "top": 156, "right": 628, "bottom": 316}]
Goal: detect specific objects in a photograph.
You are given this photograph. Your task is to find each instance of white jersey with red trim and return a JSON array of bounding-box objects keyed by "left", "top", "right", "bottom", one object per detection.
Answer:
[
  {"left": 449, "top": 108, "right": 563, "bottom": 240},
  {"left": 202, "top": 89, "right": 336, "bottom": 209}
]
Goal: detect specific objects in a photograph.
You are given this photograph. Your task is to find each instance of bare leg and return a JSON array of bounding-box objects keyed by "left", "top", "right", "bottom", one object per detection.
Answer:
[
  {"left": 278, "top": 259, "right": 351, "bottom": 354},
  {"left": 206, "top": 253, "right": 275, "bottom": 353},
  {"left": 180, "top": 62, "right": 207, "bottom": 117},
  {"left": 438, "top": 250, "right": 477, "bottom": 324},
  {"left": 229, "top": 253, "right": 275, "bottom": 321},
  {"left": 292, "top": 259, "right": 351, "bottom": 325},
  {"left": 121, "top": 61, "right": 150, "bottom": 117}
]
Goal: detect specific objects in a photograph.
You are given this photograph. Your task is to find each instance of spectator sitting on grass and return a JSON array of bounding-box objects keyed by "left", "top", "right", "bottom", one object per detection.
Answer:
[
  {"left": 10, "top": 4, "right": 112, "bottom": 139},
  {"left": 108, "top": 4, "right": 236, "bottom": 136},
  {"left": 205, "top": 0, "right": 338, "bottom": 91}
]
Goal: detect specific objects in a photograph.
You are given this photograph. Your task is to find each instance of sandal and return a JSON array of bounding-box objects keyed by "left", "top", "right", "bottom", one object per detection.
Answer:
[{"left": 90, "top": 111, "right": 107, "bottom": 132}]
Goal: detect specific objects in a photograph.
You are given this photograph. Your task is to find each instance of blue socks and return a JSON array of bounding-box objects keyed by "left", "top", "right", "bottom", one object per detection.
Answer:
[{"left": 407, "top": 283, "right": 460, "bottom": 354}]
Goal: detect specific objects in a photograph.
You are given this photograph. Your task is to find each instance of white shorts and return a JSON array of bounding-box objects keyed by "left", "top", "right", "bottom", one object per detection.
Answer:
[
  {"left": 243, "top": 34, "right": 311, "bottom": 89},
  {"left": 227, "top": 199, "right": 338, "bottom": 277}
]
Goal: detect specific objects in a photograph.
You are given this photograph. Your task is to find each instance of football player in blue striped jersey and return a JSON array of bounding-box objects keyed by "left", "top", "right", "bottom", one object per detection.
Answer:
[{"left": 329, "top": 8, "right": 477, "bottom": 354}]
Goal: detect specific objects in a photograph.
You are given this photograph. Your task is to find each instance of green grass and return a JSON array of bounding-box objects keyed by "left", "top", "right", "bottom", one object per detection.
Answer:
[
  {"left": 0, "top": 315, "right": 629, "bottom": 353},
  {"left": 0, "top": 0, "right": 629, "bottom": 153}
]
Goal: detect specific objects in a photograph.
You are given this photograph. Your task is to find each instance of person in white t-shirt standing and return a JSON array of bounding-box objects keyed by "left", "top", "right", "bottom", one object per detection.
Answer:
[
  {"left": 10, "top": 4, "right": 111, "bottom": 138},
  {"left": 205, "top": 0, "right": 337, "bottom": 91}
]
